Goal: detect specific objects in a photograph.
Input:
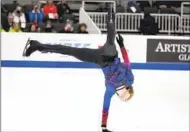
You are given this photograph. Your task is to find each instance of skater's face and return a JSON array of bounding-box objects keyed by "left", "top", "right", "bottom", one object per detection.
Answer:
[{"left": 116, "top": 86, "right": 132, "bottom": 102}]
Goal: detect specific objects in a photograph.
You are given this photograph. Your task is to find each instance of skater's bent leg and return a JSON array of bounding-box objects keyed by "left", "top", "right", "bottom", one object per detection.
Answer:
[
  {"left": 106, "top": 6, "right": 116, "bottom": 45},
  {"left": 100, "top": 6, "right": 117, "bottom": 58}
]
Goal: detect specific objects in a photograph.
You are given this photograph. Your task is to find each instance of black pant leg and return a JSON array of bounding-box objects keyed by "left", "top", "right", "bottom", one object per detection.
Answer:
[
  {"left": 100, "top": 8, "right": 118, "bottom": 57},
  {"left": 37, "top": 43, "right": 107, "bottom": 67}
]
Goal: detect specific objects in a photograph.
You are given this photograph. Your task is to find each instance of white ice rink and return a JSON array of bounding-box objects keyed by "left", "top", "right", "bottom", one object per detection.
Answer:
[{"left": 2, "top": 68, "right": 189, "bottom": 132}]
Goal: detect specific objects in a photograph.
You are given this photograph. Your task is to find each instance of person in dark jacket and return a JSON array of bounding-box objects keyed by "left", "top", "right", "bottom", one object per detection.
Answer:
[
  {"left": 140, "top": 13, "right": 159, "bottom": 35},
  {"left": 78, "top": 23, "right": 88, "bottom": 34}
]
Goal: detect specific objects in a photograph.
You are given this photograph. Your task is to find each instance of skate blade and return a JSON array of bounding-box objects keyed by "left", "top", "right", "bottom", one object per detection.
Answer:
[{"left": 22, "top": 38, "right": 30, "bottom": 57}]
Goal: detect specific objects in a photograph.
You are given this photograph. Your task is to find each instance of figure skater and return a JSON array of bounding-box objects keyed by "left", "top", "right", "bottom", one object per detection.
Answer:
[{"left": 23, "top": 7, "right": 134, "bottom": 132}]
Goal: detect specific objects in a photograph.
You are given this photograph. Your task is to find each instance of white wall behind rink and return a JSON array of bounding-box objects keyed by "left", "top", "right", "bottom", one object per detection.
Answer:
[{"left": 1, "top": 32, "right": 189, "bottom": 63}]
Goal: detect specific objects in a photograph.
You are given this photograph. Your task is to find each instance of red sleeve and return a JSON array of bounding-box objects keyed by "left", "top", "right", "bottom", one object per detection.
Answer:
[
  {"left": 121, "top": 47, "right": 130, "bottom": 67},
  {"left": 42, "top": 6, "right": 48, "bottom": 16}
]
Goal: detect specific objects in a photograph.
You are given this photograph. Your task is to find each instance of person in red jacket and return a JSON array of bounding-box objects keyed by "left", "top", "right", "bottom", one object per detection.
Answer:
[{"left": 42, "top": 0, "right": 58, "bottom": 19}]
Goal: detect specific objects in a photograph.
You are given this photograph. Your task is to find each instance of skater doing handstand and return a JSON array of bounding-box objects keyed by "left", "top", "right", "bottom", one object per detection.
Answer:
[{"left": 23, "top": 7, "right": 134, "bottom": 132}]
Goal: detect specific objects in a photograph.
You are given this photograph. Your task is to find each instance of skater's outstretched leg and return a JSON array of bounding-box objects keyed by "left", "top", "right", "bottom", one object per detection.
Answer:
[{"left": 23, "top": 39, "right": 107, "bottom": 66}]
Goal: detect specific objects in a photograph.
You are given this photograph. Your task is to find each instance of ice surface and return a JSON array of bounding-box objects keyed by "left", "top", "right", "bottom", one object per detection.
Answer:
[{"left": 1, "top": 68, "right": 189, "bottom": 131}]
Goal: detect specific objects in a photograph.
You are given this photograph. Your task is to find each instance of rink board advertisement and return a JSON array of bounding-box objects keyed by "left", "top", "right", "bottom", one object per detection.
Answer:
[
  {"left": 1, "top": 33, "right": 190, "bottom": 70},
  {"left": 146, "top": 39, "right": 190, "bottom": 63}
]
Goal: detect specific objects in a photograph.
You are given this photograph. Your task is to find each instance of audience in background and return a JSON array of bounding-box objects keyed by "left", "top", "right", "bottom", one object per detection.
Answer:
[
  {"left": 1, "top": 0, "right": 188, "bottom": 35},
  {"left": 140, "top": 13, "right": 158, "bottom": 35},
  {"left": 8, "top": 13, "right": 14, "bottom": 27},
  {"left": 78, "top": 23, "right": 88, "bottom": 34},
  {"left": 1, "top": 13, "right": 10, "bottom": 31},
  {"left": 127, "top": 0, "right": 141, "bottom": 13},
  {"left": 11, "top": 5, "right": 26, "bottom": 29},
  {"left": 64, "top": 23, "right": 74, "bottom": 33},
  {"left": 42, "top": 0, "right": 58, "bottom": 20},
  {"left": 1, "top": 0, "right": 86, "bottom": 34},
  {"left": 9, "top": 23, "right": 22, "bottom": 32},
  {"left": 1, "top": 4, "right": 8, "bottom": 14},
  {"left": 152, "top": 1, "right": 168, "bottom": 9},
  {"left": 59, "top": 20, "right": 74, "bottom": 33},
  {"left": 29, "top": 23, "right": 39, "bottom": 32},
  {"left": 44, "top": 20, "right": 55, "bottom": 33},
  {"left": 57, "top": 0, "right": 72, "bottom": 19},
  {"left": 2, "top": 1, "right": 19, "bottom": 13},
  {"left": 29, "top": 4, "right": 43, "bottom": 24}
]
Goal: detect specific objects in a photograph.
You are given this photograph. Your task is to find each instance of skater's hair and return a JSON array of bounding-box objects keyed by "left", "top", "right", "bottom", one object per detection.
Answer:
[{"left": 126, "top": 86, "right": 134, "bottom": 100}]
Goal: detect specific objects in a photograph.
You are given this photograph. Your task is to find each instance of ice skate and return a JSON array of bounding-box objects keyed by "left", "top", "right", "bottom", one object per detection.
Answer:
[{"left": 23, "top": 38, "right": 41, "bottom": 57}]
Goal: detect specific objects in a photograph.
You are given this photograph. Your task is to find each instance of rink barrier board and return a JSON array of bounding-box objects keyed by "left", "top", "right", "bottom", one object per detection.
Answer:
[
  {"left": 1, "top": 60, "right": 190, "bottom": 71},
  {"left": 1, "top": 33, "right": 189, "bottom": 70},
  {"left": 2, "top": 33, "right": 189, "bottom": 63}
]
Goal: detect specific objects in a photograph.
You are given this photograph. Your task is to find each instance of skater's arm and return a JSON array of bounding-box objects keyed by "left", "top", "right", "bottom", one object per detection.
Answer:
[
  {"left": 101, "top": 90, "right": 114, "bottom": 129},
  {"left": 120, "top": 46, "right": 130, "bottom": 67},
  {"left": 116, "top": 34, "right": 130, "bottom": 67}
]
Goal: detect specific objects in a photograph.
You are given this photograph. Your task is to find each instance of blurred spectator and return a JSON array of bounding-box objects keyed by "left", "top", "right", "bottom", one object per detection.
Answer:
[
  {"left": 42, "top": 0, "right": 58, "bottom": 20},
  {"left": 59, "top": 21, "right": 74, "bottom": 33},
  {"left": 152, "top": 1, "right": 169, "bottom": 9},
  {"left": 3, "top": 1, "right": 19, "bottom": 13},
  {"left": 140, "top": 13, "right": 158, "bottom": 35},
  {"left": 29, "top": 23, "right": 39, "bottom": 32},
  {"left": 136, "top": 1, "right": 151, "bottom": 12},
  {"left": 29, "top": 4, "right": 43, "bottom": 24},
  {"left": 9, "top": 23, "right": 22, "bottom": 32},
  {"left": 1, "top": 13, "right": 10, "bottom": 31},
  {"left": 127, "top": 1, "right": 141, "bottom": 13},
  {"left": 78, "top": 23, "right": 88, "bottom": 34},
  {"left": 1, "top": 4, "right": 8, "bottom": 14},
  {"left": 57, "top": 0, "right": 72, "bottom": 19},
  {"left": 8, "top": 13, "right": 14, "bottom": 27},
  {"left": 44, "top": 20, "right": 56, "bottom": 32},
  {"left": 11, "top": 5, "right": 26, "bottom": 29},
  {"left": 64, "top": 23, "right": 74, "bottom": 33}
]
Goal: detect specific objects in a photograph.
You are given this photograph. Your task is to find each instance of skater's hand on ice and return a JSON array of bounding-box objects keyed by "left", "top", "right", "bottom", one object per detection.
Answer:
[
  {"left": 102, "top": 126, "right": 112, "bottom": 132},
  {"left": 116, "top": 33, "right": 124, "bottom": 48},
  {"left": 102, "top": 128, "right": 112, "bottom": 132}
]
